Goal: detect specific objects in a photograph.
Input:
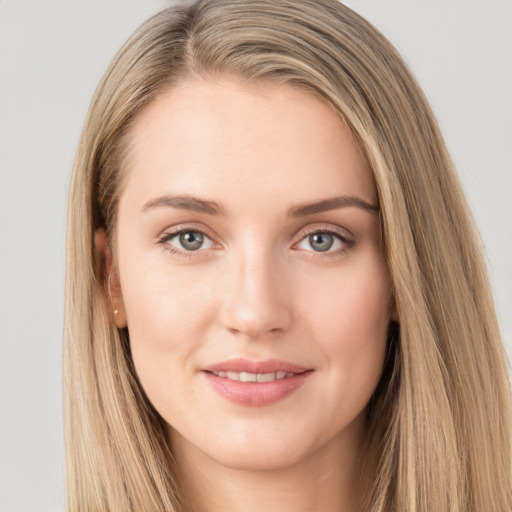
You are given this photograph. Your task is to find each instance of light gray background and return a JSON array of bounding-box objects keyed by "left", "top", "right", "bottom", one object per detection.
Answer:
[{"left": 0, "top": 1, "right": 510, "bottom": 510}]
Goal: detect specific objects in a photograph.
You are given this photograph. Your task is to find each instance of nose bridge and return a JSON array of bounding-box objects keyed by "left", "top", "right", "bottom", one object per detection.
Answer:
[{"left": 220, "top": 239, "right": 291, "bottom": 339}]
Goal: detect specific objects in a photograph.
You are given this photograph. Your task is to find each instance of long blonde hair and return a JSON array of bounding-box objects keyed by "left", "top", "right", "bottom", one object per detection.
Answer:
[{"left": 64, "top": 1, "right": 512, "bottom": 510}]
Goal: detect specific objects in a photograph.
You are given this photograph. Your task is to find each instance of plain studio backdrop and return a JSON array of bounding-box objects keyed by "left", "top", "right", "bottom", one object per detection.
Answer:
[{"left": 0, "top": 1, "right": 510, "bottom": 510}]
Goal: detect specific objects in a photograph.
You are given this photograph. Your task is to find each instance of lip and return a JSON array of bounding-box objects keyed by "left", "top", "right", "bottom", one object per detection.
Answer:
[
  {"left": 202, "top": 358, "right": 313, "bottom": 407},
  {"left": 203, "top": 358, "right": 310, "bottom": 374}
]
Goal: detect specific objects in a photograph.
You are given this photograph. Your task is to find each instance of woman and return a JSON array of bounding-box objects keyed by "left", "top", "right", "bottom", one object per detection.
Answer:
[{"left": 64, "top": 0, "right": 512, "bottom": 510}]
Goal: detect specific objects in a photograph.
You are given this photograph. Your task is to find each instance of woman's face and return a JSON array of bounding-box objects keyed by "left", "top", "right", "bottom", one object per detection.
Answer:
[{"left": 110, "top": 76, "right": 393, "bottom": 471}]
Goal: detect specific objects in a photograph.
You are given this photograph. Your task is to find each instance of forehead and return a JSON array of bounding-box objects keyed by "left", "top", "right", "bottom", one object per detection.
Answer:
[{"left": 121, "top": 76, "right": 376, "bottom": 211}]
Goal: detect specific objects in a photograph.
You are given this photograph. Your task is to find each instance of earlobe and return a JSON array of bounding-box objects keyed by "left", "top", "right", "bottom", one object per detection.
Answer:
[{"left": 94, "top": 228, "right": 128, "bottom": 328}]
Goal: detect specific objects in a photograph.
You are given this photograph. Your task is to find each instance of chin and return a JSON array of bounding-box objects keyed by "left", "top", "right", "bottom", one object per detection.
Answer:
[
  {"left": 169, "top": 419, "right": 318, "bottom": 472},
  {"left": 208, "top": 440, "right": 311, "bottom": 472}
]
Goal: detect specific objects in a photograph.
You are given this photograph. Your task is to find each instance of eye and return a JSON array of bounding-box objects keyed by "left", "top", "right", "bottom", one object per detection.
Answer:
[
  {"left": 159, "top": 228, "right": 214, "bottom": 253},
  {"left": 296, "top": 229, "right": 352, "bottom": 254}
]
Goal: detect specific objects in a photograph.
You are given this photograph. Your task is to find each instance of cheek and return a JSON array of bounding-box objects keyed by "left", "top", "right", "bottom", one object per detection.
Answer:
[
  {"left": 299, "top": 251, "right": 391, "bottom": 341},
  {"left": 298, "top": 255, "right": 391, "bottom": 402},
  {"left": 117, "top": 249, "right": 219, "bottom": 404},
  {"left": 120, "top": 250, "right": 216, "bottom": 342}
]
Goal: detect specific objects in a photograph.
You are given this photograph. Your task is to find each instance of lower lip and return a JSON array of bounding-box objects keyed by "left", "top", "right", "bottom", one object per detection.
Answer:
[{"left": 202, "top": 371, "right": 313, "bottom": 407}]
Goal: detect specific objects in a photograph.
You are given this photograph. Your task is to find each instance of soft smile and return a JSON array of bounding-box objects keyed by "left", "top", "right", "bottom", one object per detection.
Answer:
[
  {"left": 202, "top": 359, "right": 313, "bottom": 407},
  {"left": 210, "top": 370, "right": 297, "bottom": 382}
]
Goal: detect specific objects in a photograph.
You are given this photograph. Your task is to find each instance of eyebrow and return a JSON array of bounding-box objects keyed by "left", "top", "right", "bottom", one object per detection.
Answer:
[
  {"left": 287, "top": 195, "right": 379, "bottom": 217},
  {"left": 142, "top": 194, "right": 225, "bottom": 215},
  {"left": 141, "top": 194, "right": 379, "bottom": 216}
]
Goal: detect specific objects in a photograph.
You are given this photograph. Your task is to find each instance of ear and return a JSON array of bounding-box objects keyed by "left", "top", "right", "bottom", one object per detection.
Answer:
[{"left": 94, "top": 228, "right": 127, "bottom": 328}]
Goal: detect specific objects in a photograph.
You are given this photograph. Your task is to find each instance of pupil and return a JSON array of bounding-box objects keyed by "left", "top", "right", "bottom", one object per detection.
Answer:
[
  {"left": 310, "top": 233, "right": 333, "bottom": 252},
  {"left": 180, "top": 231, "right": 203, "bottom": 250}
]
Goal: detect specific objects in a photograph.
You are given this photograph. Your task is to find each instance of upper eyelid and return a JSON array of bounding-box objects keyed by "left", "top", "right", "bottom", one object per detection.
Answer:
[
  {"left": 298, "top": 224, "right": 352, "bottom": 239},
  {"left": 159, "top": 223, "right": 351, "bottom": 242},
  {"left": 293, "top": 224, "right": 354, "bottom": 249},
  {"left": 159, "top": 224, "right": 217, "bottom": 242}
]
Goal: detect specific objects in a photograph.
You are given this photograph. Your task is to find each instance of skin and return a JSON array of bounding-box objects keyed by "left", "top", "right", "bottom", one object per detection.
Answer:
[{"left": 97, "top": 76, "right": 393, "bottom": 512}]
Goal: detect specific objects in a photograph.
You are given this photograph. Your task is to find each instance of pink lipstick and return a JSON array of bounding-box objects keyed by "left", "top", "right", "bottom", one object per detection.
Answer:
[{"left": 202, "top": 358, "right": 313, "bottom": 406}]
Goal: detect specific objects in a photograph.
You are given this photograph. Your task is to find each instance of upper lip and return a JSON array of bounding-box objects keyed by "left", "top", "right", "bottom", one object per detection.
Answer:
[{"left": 203, "top": 358, "right": 311, "bottom": 374}]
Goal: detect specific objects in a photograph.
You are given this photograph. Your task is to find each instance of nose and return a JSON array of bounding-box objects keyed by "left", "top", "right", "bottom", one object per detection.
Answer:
[{"left": 219, "top": 246, "right": 293, "bottom": 340}]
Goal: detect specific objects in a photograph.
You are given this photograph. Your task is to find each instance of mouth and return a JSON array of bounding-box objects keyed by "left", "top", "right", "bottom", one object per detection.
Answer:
[
  {"left": 208, "top": 370, "right": 301, "bottom": 382},
  {"left": 202, "top": 358, "right": 313, "bottom": 407}
]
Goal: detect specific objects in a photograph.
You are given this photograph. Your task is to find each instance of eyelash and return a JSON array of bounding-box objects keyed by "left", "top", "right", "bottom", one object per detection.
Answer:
[
  {"left": 157, "top": 226, "right": 217, "bottom": 260},
  {"left": 299, "top": 226, "right": 354, "bottom": 257},
  {"left": 156, "top": 224, "right": 354, "bottom": 260}
]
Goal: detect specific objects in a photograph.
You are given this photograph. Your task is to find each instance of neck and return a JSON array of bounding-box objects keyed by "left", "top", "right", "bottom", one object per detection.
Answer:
[{"left": 169, "top": 419, "right": 366, "bottom": 512}]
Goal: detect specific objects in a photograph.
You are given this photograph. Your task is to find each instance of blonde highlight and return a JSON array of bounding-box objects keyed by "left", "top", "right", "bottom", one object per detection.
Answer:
[{"left": 64, "top": 1, "right": 512, "bottom": 510}]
